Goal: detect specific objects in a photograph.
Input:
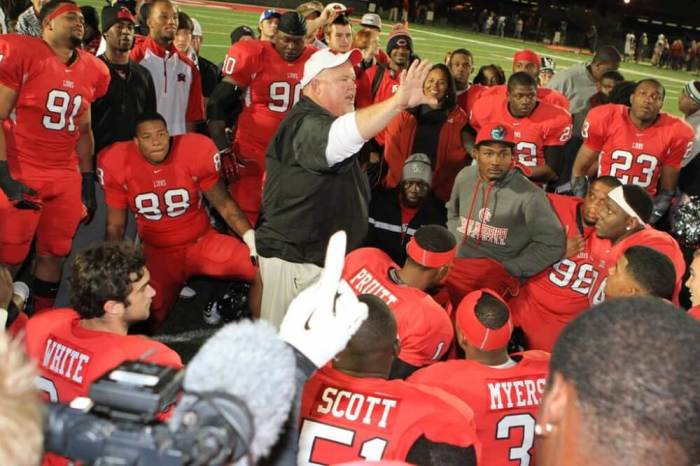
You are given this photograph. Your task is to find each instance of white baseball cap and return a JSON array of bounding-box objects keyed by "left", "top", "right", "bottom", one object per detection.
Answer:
[
  {"left": 191, "top": 17, "right": 202, "bottom": 37},
  {"left": 360, "top": 13, "right": 381, "bottom": 30},
  {"left": 301, "top": 48, "right": 362, "bottom": 87}
]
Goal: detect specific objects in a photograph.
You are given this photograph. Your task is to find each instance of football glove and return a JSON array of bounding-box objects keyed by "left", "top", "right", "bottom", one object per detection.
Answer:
[
  {"left": 219, "top": 147, "right": 245, "bottom": 185},
  {"left": 279, "top": 231, "right": 368, "bottom": 368},
  {"left": 242, "top": 229, "right": 258, "bottom": 266},
  {"left": 81, "top": 172, "right": 97, "bottom": 224},
  {"left": 571, "top": 176, "right": 589, "bottom": 198},
  {"left": 0, "top": 161, "right": 39, "bottom": 209}
]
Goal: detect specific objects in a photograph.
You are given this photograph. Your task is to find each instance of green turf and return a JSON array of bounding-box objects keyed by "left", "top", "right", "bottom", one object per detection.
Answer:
[{"left": 79, "top": 0, "right": 700, "bottom": 115}]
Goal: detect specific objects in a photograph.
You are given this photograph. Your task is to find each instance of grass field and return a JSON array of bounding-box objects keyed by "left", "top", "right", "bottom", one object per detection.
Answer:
[{"left": 82, "top": 0, "right": 700, "bottom": 115}]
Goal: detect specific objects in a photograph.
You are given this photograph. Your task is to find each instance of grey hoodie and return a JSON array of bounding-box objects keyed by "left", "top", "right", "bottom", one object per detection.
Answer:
[{"left": 446, "top": 165, "right": 565, "bottom": 278}]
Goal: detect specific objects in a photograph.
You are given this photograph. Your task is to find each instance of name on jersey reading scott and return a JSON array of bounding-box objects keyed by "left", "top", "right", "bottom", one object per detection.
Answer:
[
  {"left": 41, "top": 337, "right": 91, "bottom": 384},
  {"left": 488, "top": 377, "right": 546, "bottom": 410},
  {"left": 313, "top": 385, "right": 400, "bottom": 430}
]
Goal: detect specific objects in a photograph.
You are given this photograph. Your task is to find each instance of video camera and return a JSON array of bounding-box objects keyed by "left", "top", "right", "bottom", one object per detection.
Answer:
[{"left": 44, "top": 361, "right": 253, "bottom": 466}]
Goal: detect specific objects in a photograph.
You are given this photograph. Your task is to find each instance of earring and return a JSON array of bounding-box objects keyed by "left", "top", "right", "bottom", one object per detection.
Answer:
[
  {"left": 625, "top": 226, "right": 631, "bottom": 231},
  {"left": 535, "top": 423, "right": 554, "bottom": 436}
]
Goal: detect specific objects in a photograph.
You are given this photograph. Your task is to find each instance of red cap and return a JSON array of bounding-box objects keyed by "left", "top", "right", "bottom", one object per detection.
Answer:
[
  {"left": 475, "top": 122, "right": 516, "bottom": 146},
  {"left": 513, "top": 49, "right": 541, "bottom": 68},
  {"left": 456, "top": 289, "right": 513, "bottom": 351}
]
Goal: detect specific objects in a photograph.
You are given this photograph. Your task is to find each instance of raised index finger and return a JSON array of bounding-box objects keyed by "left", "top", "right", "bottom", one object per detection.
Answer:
[{"left": 317, "top": 230, "right": 347, "bottom": 306}]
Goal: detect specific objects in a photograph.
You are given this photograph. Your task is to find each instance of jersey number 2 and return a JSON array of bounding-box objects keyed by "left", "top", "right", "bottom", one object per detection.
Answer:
[
  {"left": 42, "top": 89, "right": 83, "bottom": 132},
  {"left": 298, "top": 419, "right": 388, "bottom": 465},
  {"left": 36, "top": 375, "right": 59, "bottom": 402}
]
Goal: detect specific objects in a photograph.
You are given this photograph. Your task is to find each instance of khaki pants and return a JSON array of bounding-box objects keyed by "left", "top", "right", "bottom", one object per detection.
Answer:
[{"left": 258, "top": 256, "right": 322, "bottom": 330}]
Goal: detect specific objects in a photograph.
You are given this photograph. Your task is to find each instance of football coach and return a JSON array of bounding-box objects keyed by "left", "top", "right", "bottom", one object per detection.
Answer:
[{"left": 254, "top": 48, "right": 436, "bottom": 328}]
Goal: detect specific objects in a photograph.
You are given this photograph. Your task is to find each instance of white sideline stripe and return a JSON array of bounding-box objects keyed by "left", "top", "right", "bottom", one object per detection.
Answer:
[
  {"left": 154, "top": 328, "right": 218, "bottom": 343},
  {"left": 408, "top": 26, "right": 692, "bottom": 84}
]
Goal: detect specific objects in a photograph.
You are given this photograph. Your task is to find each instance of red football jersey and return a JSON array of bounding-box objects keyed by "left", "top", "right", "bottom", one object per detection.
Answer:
[
  {"left": 470, "top": 93, "right": 572, "bottom": 169},
  {"left": 589, "top": 227, "right": 685, "bottom": 305},
  {"left": 355, "top": 63, "right": 401, "bottom": 109},
  {"left": 223, "top": 40, "right": 315, "bottom": 165},
  {"left": 456, "top": 84, "right": 487, "bottom": 115},
  {"left": 583, "top": 104, "right": 694, "bottom": 195},
  {"left": 24, "top": 309, "right": 182, "bottom": 404},
  {"left": 688, "top": 306, "right": 700, "bottom": 321},
  {"left": 408, "top": 351, "right": 550, "bottom": 466},
  {"left": 299, "top": 366, "right": 479, "bottom": 464},
  {"left": 98, "top": 133, "right": 220, "bottom": 248},
  {"left": 509, "top": 194, "right": 596, "bottom": 350},
  {"left": 481, "top": 84, "right": 570, "bottom": 110},
  {"left": 343, "top": 248, "right": 453, "bottom": 367},
  {"left": 0, "top": 35, "right": 110, "bottom": 177}
]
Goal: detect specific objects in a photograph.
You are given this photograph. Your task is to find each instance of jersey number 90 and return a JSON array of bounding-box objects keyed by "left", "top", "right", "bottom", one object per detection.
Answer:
[{"left": 269, "top": 82, "right": 302, "bottom": 113}]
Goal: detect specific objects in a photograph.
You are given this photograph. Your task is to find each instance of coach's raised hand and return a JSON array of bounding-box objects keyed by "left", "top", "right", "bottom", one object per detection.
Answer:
[{"left": 395, "top": 59, "right": 437, "bottom": 110}]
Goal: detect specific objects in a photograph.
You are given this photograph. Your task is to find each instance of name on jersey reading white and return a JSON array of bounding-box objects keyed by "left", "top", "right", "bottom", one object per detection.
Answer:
[
  {"left": 41, "top": 337, "right": 91, "bottom": 384},
  {"left": 488, "top": 377, "right": 546, "bottom": 411},
  {"left": 316, "top": 386, "right": 398, "bottom": 429}
]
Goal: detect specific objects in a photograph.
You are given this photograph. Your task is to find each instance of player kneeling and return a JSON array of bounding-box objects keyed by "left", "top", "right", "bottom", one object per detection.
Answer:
[{"left": 99, "top": 113, "right": 257, "bottom": 325}]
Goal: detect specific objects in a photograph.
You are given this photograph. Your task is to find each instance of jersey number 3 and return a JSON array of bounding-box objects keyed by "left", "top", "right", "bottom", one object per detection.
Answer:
[
  {"left": 42, "top": 89, "right": 83, "bottom": 132},
  {"left": 496, "top": 413, "right": 536, "bottom": 466}
]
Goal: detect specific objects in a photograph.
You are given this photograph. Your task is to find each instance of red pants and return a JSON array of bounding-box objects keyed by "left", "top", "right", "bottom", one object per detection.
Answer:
[
  {"left": 509, "top": 292, "right": 570, "bottom": 352},
  {"left": 144, "top": 229, "right": 256, "bottom": 323},
  {"left": 0, "top": 172, "right": 82, "bottom": 265},
  {"left": 444, "top": 257, "right": 519, "bottom": 308},
  {"left": 227, "top": 148, "right": 264, "bottom": 226}
]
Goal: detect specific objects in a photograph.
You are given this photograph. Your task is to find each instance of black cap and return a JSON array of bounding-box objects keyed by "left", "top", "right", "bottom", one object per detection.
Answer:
[
  {"left": 277, "top": 11, "right": 306, "bottom": 37},
  {"left": 101, "top": 5, "right": 135, "bottom": 33},
  {"left": 230, "top": 25, "right": 255, "bottom": 44}
]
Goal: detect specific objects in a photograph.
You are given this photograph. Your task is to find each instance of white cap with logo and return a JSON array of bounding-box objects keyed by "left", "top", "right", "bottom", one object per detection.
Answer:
[
  {"left": 360, "top": 13, "right": 382, "bottom": 30},
  {"left": 300, "top": 48, "right": 363, "bottom": 87}
]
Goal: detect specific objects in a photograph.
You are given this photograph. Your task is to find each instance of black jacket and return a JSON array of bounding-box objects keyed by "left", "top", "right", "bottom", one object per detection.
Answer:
[
  {"left": 366, "top": 187, "right": 447, "bottom": 265},
  {"left": 92, "top": 57, "right": 157, "bottom": 155},
  {"left": 256, "top": 97, "right": 370, "bottom": 265}
]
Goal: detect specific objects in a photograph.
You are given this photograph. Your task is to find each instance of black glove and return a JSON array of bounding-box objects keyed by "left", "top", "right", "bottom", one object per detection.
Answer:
[
  {"left": 571, "top": 176, "right": 589, "bottom": 198},
  {"left": 650, "top": 189, "right": 674, "bottom": 224},
  {"left": 81, "top": 172, "right": 97, "bottom": 224},
  {"left": 0, "top": 160, "right": 39, "bottom": 209}
]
